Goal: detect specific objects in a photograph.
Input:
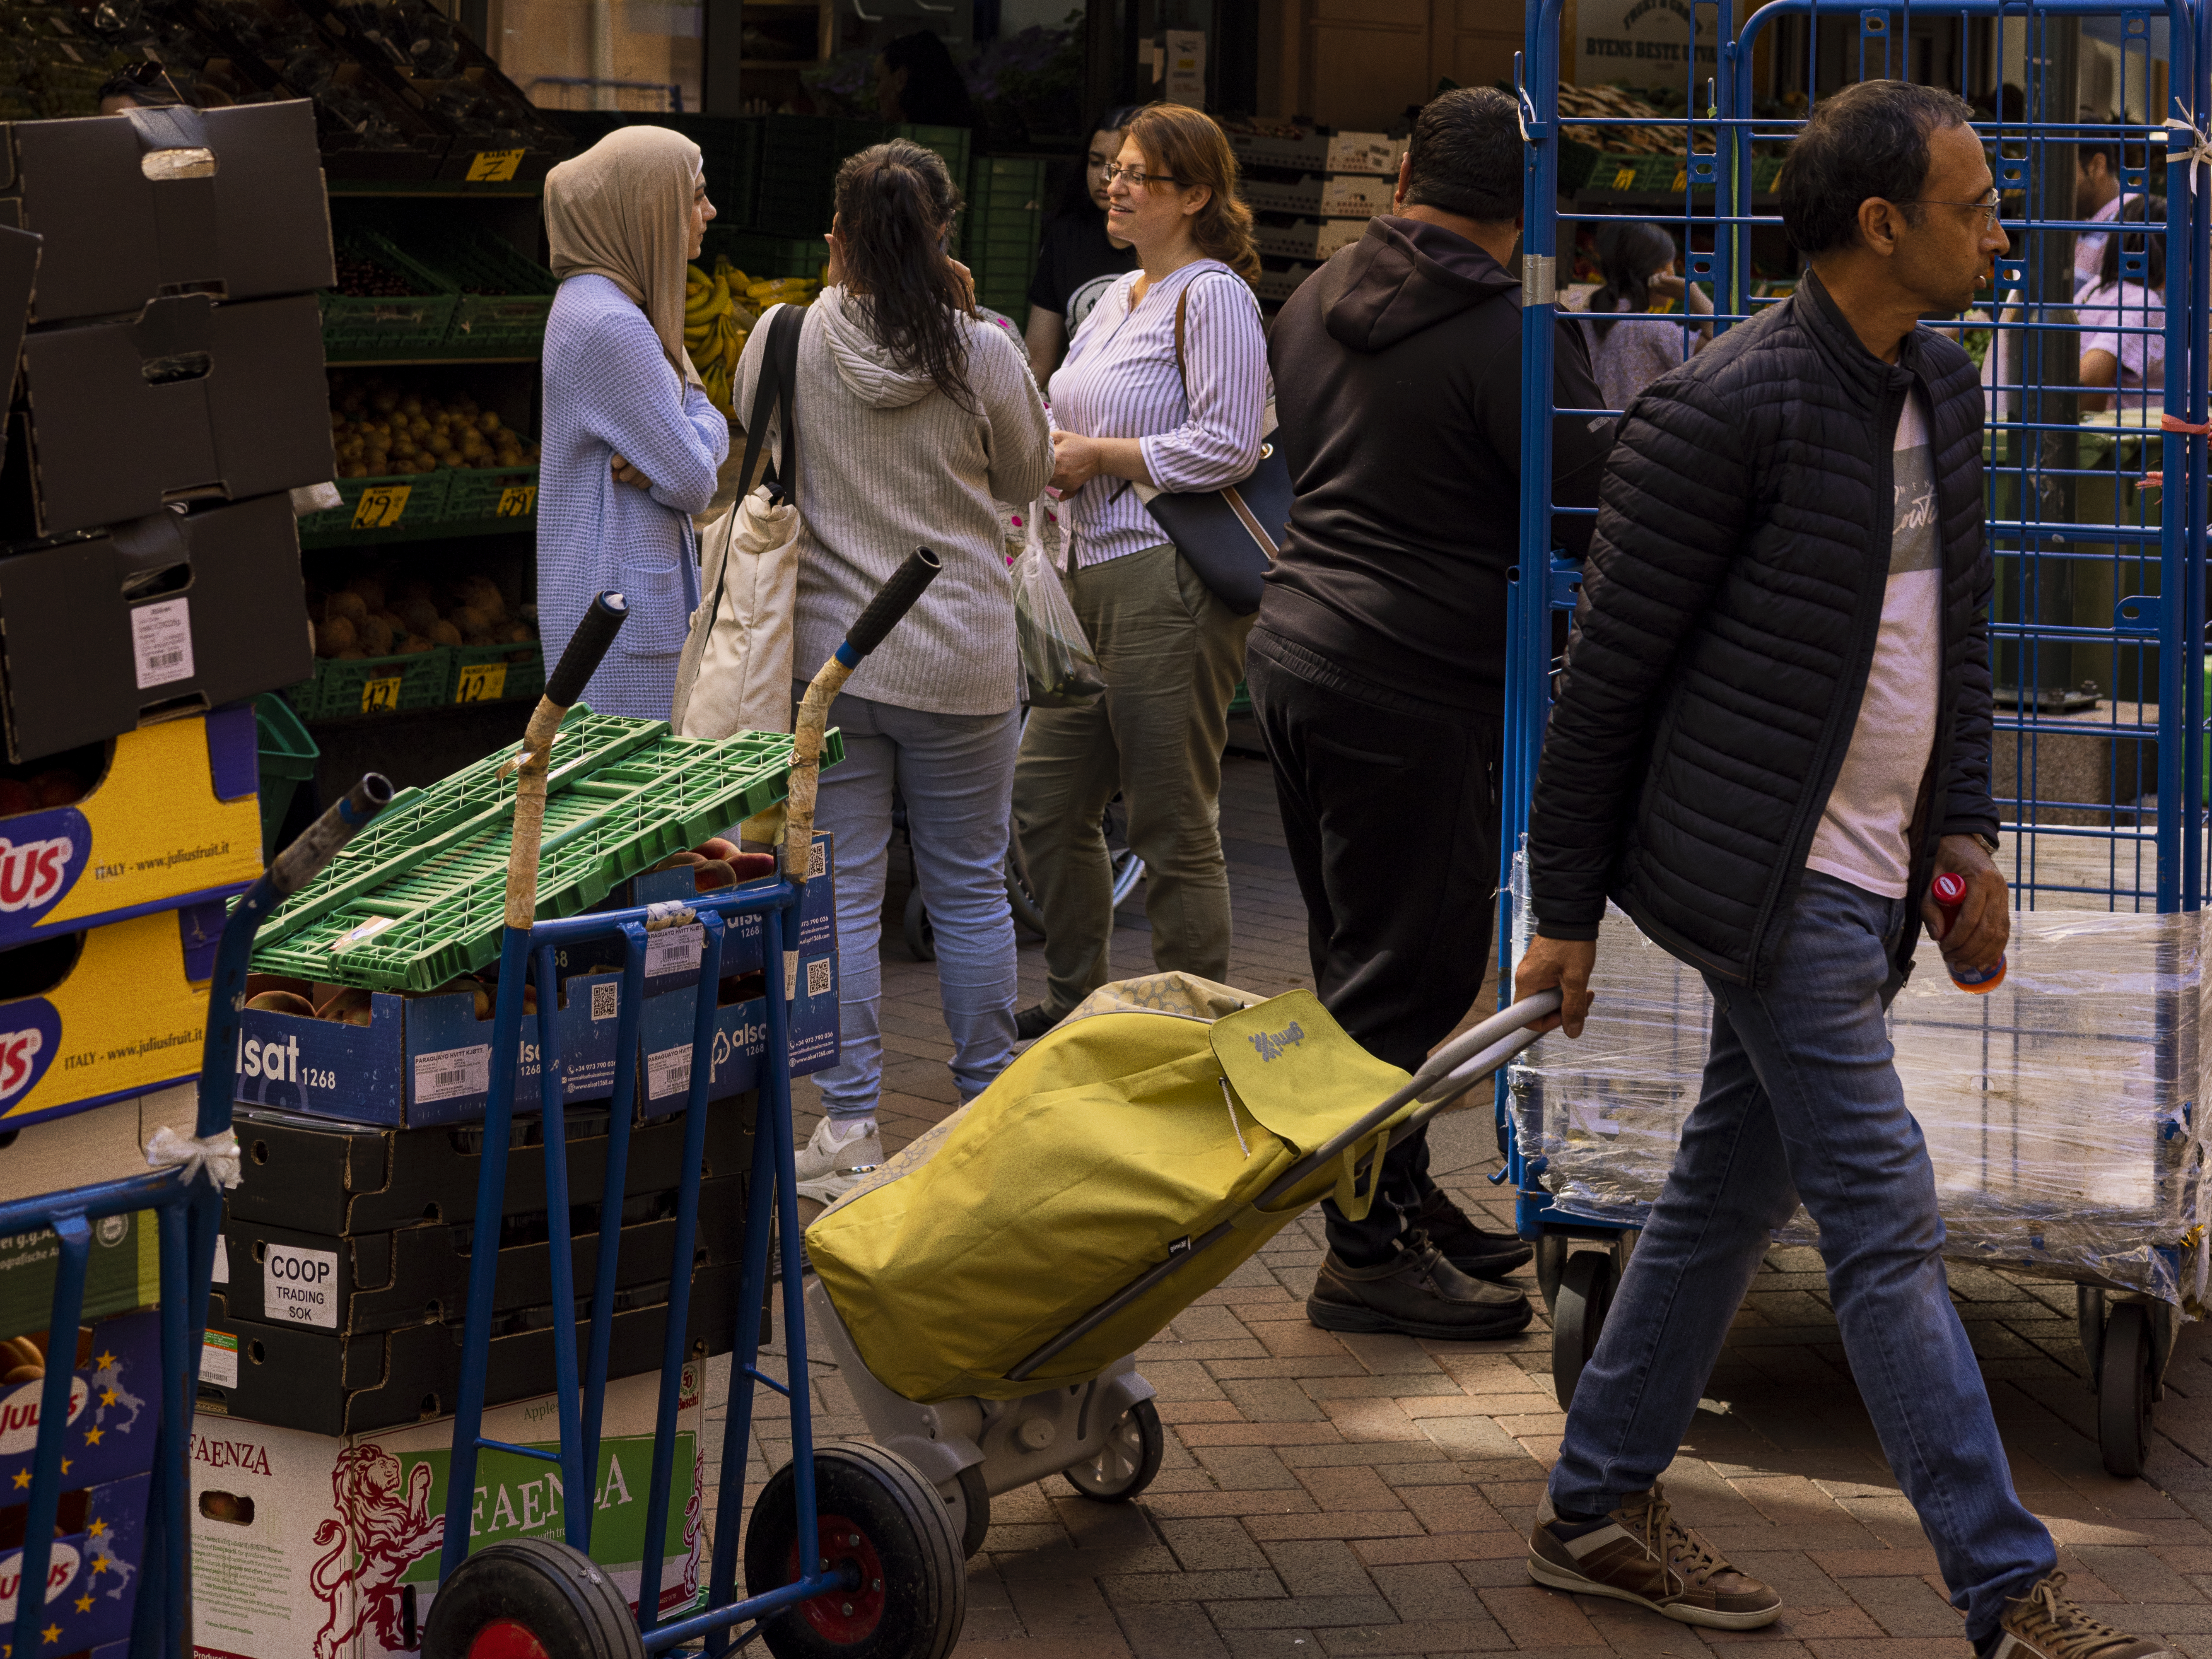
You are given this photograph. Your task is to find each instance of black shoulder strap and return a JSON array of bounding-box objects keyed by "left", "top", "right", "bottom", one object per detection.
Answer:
[{"left": 734, "top": 302, "right": 805, "bottom": 509}]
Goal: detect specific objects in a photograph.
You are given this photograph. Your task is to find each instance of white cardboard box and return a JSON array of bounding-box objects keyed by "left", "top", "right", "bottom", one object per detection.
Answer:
[{"left": 190, "top": 1364, "right": 706, "bottom": 1659}]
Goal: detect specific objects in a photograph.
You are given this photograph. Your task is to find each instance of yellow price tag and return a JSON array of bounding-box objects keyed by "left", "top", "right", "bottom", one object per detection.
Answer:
[
  {"left": 496, "top": 483, "right": 538, "bottom": 517},
  {"left": 1612, "top": 165, "right": 1638, "bottom": 190},
  {"left": 359, "top": 675, "right": 404, "bottom": 714},
  {"left": 1671, "top": 167, "right": 1688, "bottom": 193},
  {"left": 466, "top": 149, "right": 525, "bottom": 183},
  {"left": 350, "top": 483, "right": 413, "bottom": 530},
  {"left": 455, "top": 662, "right": 509, "bottom": 704}
]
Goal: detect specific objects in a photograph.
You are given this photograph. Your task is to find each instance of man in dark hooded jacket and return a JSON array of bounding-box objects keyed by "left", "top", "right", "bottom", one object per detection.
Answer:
[{"left": 1251, "top": 86, "right": 1615, "bottom": 1339}]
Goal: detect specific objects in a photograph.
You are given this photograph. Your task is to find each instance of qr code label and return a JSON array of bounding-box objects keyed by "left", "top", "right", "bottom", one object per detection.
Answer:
[
  {"left": 807, "top": 838, "right": 827, "bottom": 880},
  {"left": 806, "top": 957, "right": 832, "bottom": 998},
  {"left": 591, "top": 981, "right": 619, "bottom": 1021}
]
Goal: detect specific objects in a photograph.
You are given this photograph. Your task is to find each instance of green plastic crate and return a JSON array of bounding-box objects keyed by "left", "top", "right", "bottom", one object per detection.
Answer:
[
  {"left": 444, "top": 465, "right": 540, "bottom": 524},
  {"left": 702, "top": 229, "right": 829, "bottom": 282},
  {"left": 422, "top": 230, "right": 559, "bottom": 356},
  {"left": 255, "top": 693, "right": 320, "bottom": 861},
  {"left": 322, "top": 231, "right": 462, "bottom": 360},
  {"left": 297, "top": 471, "right": 454, "bottom": 538},
  {"left": 309, "top": 647, "right": 455, "bottom": 721},
  {"left": 448, "top": 639, "right": 546, "bottom": 706},
  {"left": 249, "top": 715, "right": 848, "bottom": 991},
  {"left": 968, "top": 156, "right": 1046, "bottom": 207}
]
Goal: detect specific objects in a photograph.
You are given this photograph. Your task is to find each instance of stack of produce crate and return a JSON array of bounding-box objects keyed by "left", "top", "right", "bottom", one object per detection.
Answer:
[
  {"left": 1230, "top": 124, "right": 1406, "bottom": 308},
  {"left": 0, "top": 98, "right": 335, "bottom": 1648}
]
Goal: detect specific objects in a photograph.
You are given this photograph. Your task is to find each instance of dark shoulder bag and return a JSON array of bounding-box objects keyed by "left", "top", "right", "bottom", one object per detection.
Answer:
[{"left": 1136, "top": 281, "right": 1293, "bottom": 616}]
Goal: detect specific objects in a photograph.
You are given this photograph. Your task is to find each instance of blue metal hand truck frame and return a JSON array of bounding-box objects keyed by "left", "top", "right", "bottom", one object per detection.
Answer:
[
  {"left": 421, "top": 559, "right": 966, "bottom": 1659},
  {"left": 0, "top": 770, "right": 394, "bottom": 1659},
  {"left": 1496, "top": 0, "right": 2211, "bottom": 1475}
]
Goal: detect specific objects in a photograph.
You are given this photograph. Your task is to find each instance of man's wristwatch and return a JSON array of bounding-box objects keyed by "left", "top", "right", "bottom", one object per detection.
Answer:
[{"left": 1974, "top": 832, "right": 2000, "bottom": 856}]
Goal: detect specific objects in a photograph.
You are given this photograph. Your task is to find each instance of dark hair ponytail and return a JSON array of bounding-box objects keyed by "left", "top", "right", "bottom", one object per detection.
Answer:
[
  {"left": 1588, "top": 220, "right": 1678, "bottom": 342},
  {"left": 833, "top": 139, "right": 977, "bottom": 409}
]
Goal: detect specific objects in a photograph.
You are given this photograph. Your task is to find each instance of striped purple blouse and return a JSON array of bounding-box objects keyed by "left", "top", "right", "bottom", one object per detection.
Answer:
[{"left": 1047, "top": 259, "right": 1269, "bottom": 569}]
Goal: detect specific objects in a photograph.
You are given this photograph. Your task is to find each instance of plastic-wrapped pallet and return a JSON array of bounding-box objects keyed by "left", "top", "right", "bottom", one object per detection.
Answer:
[{"left": 1505, "top": 851, "right": 2210, "bottom": 1307}]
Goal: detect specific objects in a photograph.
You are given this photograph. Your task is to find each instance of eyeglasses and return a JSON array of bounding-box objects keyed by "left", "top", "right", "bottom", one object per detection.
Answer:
[
  {"left": 1908, "top": 191, "right": 2004, "bottom": 229},
  {"left": 1103, "top": 163, "right": 1182, "bottom": 189}
]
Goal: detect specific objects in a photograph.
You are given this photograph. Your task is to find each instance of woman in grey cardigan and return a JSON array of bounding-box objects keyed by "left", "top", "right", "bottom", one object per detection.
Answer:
[{"left": 736, "top": 140, "right": 1051, "bottom": 1192}]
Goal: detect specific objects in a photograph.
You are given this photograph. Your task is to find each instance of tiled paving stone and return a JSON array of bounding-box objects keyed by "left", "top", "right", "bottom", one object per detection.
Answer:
[{"left": 692, "top": 752, "right": 2210, "bottom": 1658}]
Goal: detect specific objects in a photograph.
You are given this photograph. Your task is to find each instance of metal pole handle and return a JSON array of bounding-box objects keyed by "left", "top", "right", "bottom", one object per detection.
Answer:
[
  {"left": 507, "top": 591, "right": 628, "bottom": 928},
  {"left": 785, "top": 548, "right": 942, "bottom": 879}
]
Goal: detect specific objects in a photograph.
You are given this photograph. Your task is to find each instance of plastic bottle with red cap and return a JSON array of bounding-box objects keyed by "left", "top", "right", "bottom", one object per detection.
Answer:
[{"left": 1930, "top": 870, "right": 2005, "bottom": 992}]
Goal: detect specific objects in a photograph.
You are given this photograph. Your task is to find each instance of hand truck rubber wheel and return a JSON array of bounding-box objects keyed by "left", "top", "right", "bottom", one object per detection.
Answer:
[
  {"left": 1062, "top": 1398, "right": 1164, "bottom": 1502},
  {"left": 938, "top": 1463, "right": 992, "bottom": 1558},
  {"left": 902, "top": 887, "right": 937, "bottom": 963},
  {"left": 2097, "top": 1300, "right": 2154, "bottom": 1479},
  {"left": 745, "top": 1442, "right": 967, "bottom": 1659},
  {"left": 1551, "top": 1249, "right": 1615, "bottom": 1413},
  {"left": 1006, "top": 847, "right": 1047, "bottom": 938},
  {"left": 421, "top": 1537, "right": 646, "bottom": 1659}
]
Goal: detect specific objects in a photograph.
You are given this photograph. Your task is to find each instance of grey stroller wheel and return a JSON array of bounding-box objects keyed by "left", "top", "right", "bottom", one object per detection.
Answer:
[
  {"left": 1063, "top": 1398, "right": 1163, "bottom": 1502},
  {"left": 938, "top": 1464, "right": 991, "bottom": 1558}
]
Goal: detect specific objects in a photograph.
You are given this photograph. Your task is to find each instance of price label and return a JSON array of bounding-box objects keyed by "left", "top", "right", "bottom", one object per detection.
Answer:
[
  {"left": 351, "top": 482, "right": 413, "bottom": 530},
  {"left": 202, "top": 1330, "right": 238, "bottom": 1389},
  {"left": 359, "top": 675, "right": 404, "bottom": 714},
  {"left": 1611, "top": 165, "right": 1638, "bottom": 191},
  {"left": 1670, "top": 167, "right": 1688, "bottom": 193},
  {"left": 467, "top": 148, "right": 525, "bottom": 183},
  {"left": 496, "top": 482, "right": 538, "bottom": 517},
  {"left": 455, "top": 662, "right": 509, "bottom": 703}
]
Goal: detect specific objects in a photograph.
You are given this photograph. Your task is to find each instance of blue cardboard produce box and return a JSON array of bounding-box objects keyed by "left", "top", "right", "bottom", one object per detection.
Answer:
[
  {"left": 0, "top": 1472, "right": 149, "bottom": 1652},
  {"left": 0, "top": 1309, "right": 162, "bottom": 1495}
]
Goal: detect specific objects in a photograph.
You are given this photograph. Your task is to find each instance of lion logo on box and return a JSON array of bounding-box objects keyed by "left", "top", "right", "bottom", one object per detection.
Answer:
[{"left": 310, "top": 1444, "right": 444, "bottom": 1659}]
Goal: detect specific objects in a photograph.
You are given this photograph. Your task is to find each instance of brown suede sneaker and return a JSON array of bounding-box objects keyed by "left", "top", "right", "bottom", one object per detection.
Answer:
[
  {"left": 1305, "top": 1237, "right": 1532, "bottom": 1339},
  {"left": 1527, "top": 1485, "right": 1783, "bottom": 1631},
  {"left": 1990, "top": 1574, "right": 2177, "bottom": 1658}
]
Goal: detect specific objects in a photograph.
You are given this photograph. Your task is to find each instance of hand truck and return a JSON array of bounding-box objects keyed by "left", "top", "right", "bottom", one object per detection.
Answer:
[{"left": 422, "top": 551, "right": 965, "bottom": 1659}]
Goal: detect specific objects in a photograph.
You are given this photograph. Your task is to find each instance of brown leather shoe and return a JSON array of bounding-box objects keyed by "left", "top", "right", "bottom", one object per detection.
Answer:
[
  {"left": 1305, "top": 1236, "right": 1531, "bottom": 1339},
  {"left": 1527, "top": 1485, "right": 1782, "bottom": 1631}
]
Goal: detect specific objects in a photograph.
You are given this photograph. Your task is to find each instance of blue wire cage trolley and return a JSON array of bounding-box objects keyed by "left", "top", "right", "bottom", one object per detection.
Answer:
[{"left": 1500, "top": 0, "right": 2212, "bottom": 1479}]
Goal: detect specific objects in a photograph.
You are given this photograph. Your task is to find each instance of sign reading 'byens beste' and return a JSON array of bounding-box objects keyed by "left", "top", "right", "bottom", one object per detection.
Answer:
[{"left": 1577, "top": 0, "right": 1718, "bottom": 92}]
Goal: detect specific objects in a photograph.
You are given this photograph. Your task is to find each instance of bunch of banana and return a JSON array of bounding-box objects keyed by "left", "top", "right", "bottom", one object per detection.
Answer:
[
  {"left": 747, "top": 275, "right": 820, "bottom": 309},
  {"left": 685, "top": 259, "right": 750, "bottom": 414}
]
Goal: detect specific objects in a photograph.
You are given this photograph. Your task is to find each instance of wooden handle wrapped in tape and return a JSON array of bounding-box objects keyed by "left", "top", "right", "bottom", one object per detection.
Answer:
[{"left": 505, "top": 591, "right": 628, "bottom": 929}]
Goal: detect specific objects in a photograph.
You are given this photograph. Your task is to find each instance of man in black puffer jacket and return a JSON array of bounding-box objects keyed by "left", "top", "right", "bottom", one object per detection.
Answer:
[{"left": 1515, "top": 82, "right": 2170, "bottom": 1659}]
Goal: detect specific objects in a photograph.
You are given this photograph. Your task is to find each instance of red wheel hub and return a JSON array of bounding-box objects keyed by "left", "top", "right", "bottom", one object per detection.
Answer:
[
  {"left": 466, "top": 1617, "right": 555, "bottom": 1659},
  {"left": 785, "top": 1512, "right": 887, "bottom": 1644}
]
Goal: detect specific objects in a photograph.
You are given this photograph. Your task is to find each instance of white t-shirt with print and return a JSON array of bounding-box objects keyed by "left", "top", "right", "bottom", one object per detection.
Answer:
[{"left": 1806, "top": 393, "right": 1943, "bottom": 899}]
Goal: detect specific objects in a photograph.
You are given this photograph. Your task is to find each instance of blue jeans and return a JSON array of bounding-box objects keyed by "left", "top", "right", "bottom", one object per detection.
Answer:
[
  {"left": 805, "top": 687, "right": 1020, "bottom": 1120},
  {"left": 1548, "top": 870, "right": 2054, "bottom": 1639}
]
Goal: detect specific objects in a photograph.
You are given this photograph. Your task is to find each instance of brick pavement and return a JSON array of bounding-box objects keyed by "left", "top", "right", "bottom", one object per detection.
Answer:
[{"left": 705, "top": 748, "right": 2212, "bottom": 1659}]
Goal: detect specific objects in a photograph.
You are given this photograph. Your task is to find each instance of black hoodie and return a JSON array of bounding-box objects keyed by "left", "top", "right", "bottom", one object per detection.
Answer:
[{"left": 1257, "top": 216, "right": 1616, "bottom": 715}]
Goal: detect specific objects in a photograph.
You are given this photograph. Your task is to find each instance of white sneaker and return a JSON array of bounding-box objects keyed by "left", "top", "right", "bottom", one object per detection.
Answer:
[{"left": 795, "top": 1116, "right": 881, "bottom": 1182}]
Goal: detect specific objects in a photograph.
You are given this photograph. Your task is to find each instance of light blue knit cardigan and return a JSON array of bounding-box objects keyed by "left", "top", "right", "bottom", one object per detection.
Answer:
[{"left": 537, "top": 273, "right": 729, "bottom": 719}]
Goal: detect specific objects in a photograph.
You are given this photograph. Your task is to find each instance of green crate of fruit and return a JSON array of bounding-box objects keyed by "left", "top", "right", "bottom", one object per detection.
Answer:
[
  {"left": 444, "top": 464, "right": 540, "bottom": 524},
  {"left": 448, "top": 639, "right": 546, "bottom": 706},
  {"left": 322, "top": 231, "right": 462, "bottom": 360},
  {"left": 421, "top": 230, "right": 559, "bottom": 356},
  {"left": 297, "top": 470, "right": 454, "bottom": 539},
  {"left": 309, "top": 647, "right": 454, "bottom": 721}
]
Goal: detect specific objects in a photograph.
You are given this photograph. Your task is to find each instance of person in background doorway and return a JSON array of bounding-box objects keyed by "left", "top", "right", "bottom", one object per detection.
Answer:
[
  {"left": 748, "top": 141, "right": 1051, "bottom": 1194},
  {"left": 1012, "top": 102, "right": 1269, "bottom": 1039},
  {"left": 538, "top": 126, "right": 727, "bottom": 718},
  {"left": 874, "top": 30, "right": 977, "bottom": 129},
  {"left": 1255, "top": 87, "right": 1615, "bottom": 1341},
  {"left": 2077, "top": 195, "right": 2166, "bottom": 416},
  {"left": 2074, "top": 129, "right": 2137, "bottom": 296},
  {"left": 1582, "top": 219, "right": 1713, "bottom": 411},
  {"left": 1025, "top": 104, "right": 1144, "bottom": 384}
]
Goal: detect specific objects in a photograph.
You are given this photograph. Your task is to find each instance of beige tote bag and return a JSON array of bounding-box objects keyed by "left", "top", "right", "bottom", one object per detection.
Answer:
[{"left": 671, "top": 304, "right": 803, "bottom": 738}]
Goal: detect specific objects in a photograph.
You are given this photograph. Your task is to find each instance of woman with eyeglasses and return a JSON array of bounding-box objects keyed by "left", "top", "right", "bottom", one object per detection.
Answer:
[
  {"left": 1023, "top": 104, "right": 1144, "bottom": 384},
  {"left": 1011, "top": 101, "right": 1269, "bottom": 1040}
]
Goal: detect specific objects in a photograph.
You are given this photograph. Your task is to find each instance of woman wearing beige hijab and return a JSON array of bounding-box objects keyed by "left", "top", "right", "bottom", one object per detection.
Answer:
[{"left": 538, "top": 125, "right": 727, "bottom": 716}]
